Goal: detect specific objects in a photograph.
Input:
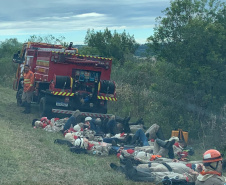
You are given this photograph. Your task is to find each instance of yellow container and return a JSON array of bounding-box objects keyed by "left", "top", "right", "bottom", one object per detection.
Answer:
[
  {"left": 171, "top": 129, "right": 188, "bottom": 143},
  {"left": 181, "top": 131, "right": 188, "bottom": 144},
  {"left": 171, "top": 130, "right": 179, "bottom": 137}
]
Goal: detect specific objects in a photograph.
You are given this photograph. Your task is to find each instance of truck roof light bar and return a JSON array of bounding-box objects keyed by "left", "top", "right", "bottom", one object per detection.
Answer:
[{"left": 51, "top": 51, "right": 112, "bottom": 61}]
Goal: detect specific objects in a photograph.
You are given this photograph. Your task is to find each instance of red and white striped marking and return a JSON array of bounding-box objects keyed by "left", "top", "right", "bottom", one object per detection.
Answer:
[
  {"left": 52, "top": 109, "right": 113, "bottom": 118},
  {"left": 52, "top": 109, "right": 74, "bottom": 114}
]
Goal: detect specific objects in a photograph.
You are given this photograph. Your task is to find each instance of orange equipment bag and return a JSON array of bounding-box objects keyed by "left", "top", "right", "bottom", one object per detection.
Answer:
[{"left": 171, "top": 129, "right": 188, "bottom": 144}]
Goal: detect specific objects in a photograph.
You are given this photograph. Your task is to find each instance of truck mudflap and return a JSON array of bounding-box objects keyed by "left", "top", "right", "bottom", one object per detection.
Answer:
[{"left": 52, "top": 109, "right": 113, "bottom": 118}]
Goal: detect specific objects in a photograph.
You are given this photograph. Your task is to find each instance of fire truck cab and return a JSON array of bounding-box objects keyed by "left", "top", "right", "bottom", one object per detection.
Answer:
[{"left": 13, "top": 42, "right": 117, "bottom": 117}]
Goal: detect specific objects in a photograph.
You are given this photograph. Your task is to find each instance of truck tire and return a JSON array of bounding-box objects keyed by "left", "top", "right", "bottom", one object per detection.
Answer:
[
  {"left": 98, "top": 101, "right": 107, "bottom": 114},
  {"left": 101, "top": 107, "right": 107, "bottom": 114},
  {"left": 39, "top": 97, "right": 51, "bottom": 117},
  {"left": 16, "top": 88, "right": 23, "bottom": 106}
]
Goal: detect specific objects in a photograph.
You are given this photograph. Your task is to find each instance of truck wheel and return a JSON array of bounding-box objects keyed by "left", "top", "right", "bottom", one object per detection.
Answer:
[
  {"left": 99, "top": 101, "right": 107, "bottom": 114},
  {"left": 100, "top": 107, "right": 107, "bottom": 114},
  {"left": 16, "top": 89, "right": 23, "bottom": 106},
  {"left": 39, "top": 97, "right": 51, "bottom": 117}
]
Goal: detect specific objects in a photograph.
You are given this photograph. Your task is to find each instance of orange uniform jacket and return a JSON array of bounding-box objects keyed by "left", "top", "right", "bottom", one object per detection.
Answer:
[{"left": 23, "top": 70, "right": 34, "bottom": 92}]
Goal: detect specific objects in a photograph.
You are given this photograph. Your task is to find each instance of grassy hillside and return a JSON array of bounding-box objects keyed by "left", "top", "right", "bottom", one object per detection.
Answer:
[{"left": 0, "top": 85, "right": 152, "bottom": 185}]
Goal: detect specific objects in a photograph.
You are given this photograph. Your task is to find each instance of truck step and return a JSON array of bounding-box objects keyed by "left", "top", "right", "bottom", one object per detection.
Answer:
[{"left": 52, "top": 109, "right": 113, "bottom": 118}]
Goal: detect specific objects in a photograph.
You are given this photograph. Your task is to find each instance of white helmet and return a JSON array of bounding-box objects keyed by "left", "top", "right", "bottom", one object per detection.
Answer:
[
  {"left": 74, "top": 138, "right": 85, "bottom": 148},
  {"left": 85, "top": 117, "right": 92, "bottom": 122},
  {"left": 35, "top": 121, "right": 42, "bottom": 127},
  {"left": 135, "top": 151, "right": 146, "bottom": 158},
  {"left": 135, "top": 151, "right": 151, "bottom": 161},
  {"left": 73, "top": 124, "right": 81, "bottom": 132}
]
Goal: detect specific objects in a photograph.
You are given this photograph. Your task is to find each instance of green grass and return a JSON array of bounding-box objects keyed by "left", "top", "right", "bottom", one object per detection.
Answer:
[{"left": 0, "top": 86, "right": 152, "bottom": 185}]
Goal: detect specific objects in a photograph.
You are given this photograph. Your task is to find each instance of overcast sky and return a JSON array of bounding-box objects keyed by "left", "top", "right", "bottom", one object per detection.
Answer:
[{"left": 0, "top": 0, "right": 170, "bottom": 44}]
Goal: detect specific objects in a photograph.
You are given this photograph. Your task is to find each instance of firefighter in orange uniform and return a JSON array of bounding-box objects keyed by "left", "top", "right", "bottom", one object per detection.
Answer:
[
  {"left": 196, "top": 149, "right": 226, "bottom": 185},
  {"left": 22, "top": 64, "right": 34, "bottom": 114}
]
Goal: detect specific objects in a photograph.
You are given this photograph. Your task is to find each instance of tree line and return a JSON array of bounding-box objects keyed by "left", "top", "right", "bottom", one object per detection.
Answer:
[{"left": 0, "top": 0, "right": 225, "bottom": 149}]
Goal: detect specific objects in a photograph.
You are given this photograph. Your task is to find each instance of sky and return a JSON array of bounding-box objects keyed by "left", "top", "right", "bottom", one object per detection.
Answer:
[{"left": 0, "top": 0, "right": 170, "bottom": 45}]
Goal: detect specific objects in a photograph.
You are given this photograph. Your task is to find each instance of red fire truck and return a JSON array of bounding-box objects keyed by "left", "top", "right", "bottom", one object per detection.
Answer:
[{"left": 13, "top": 42, "right": 117, "bottom": 117}]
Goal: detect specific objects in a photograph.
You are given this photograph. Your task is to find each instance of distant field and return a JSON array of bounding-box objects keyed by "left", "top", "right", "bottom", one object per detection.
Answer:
[{"left": 0, "top": 86, "right": 153, "bottom": 185}]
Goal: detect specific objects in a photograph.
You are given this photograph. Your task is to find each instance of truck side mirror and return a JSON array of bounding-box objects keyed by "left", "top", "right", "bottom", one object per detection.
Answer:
[{"left": 12, "top": 52, "right": 23, "bottom": 64}]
